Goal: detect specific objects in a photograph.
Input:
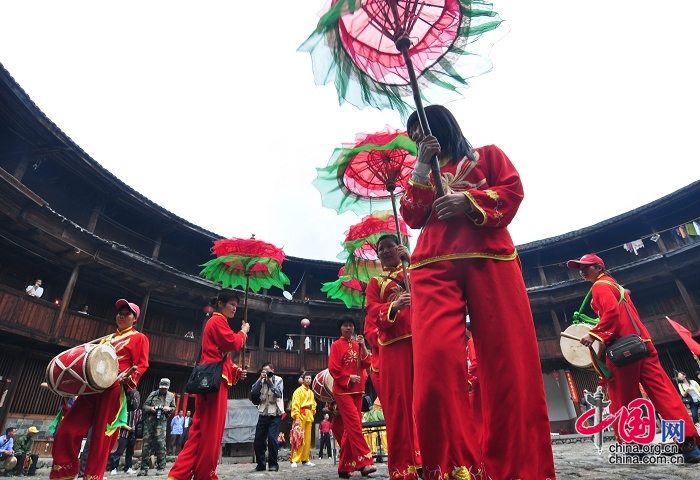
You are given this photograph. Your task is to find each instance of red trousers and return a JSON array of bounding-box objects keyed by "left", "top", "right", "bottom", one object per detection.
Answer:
[
  {"left": 370, "top": 369, "right": 381, "bottom": 402},
  {"left": 50, "top": 383, "right": 121, "bottom": 480},
  {"left": 334, "top": 393, "right": 374, "bottom": 474},
  {"left": 411, "top": 258, "right": 555, "bottom": 480},
  {"left": 606, "top": 350, "right": 700, "bottom": 443},
  {"left": 380, "top": 338, "right": 421, "bottom": 479},
  {"left": 169, "top": 380, "right": 228, "bottom": 480}
]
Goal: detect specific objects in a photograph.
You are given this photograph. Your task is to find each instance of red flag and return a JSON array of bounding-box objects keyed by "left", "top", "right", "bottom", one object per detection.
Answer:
[{"left": 666, "top": 316, "right": 700, "bottom": 355}]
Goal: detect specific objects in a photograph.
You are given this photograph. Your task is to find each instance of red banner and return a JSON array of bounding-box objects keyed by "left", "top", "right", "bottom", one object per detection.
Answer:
[
  {"left": 666, "top": 316, "right": 700, "bottom": 355},
  {"left": 565, "top": 370, "right": 579, "bottom": 403}
]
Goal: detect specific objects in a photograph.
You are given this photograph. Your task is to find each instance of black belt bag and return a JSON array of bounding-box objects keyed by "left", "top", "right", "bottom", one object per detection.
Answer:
[{"left": 605, "top": 299, "right": 650, "bottom": 367}]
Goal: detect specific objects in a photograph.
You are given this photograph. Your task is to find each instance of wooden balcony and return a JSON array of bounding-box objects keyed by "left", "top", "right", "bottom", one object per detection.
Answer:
[{"left": 0, "top": 285, "right": 198, "bottom": 367}]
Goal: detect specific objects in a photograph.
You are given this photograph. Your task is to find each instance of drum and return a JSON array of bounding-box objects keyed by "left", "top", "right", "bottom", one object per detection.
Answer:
[
  {"left": 560, "top": 324, "right": 601, "bottom": 369},
  {"left": 3, "top": 456, "right": 17, "bottom": 471},
  {"left": 46, "top": 343, "right": 119, "bottom": 396},
  {"left": 312, "top": 368, "right": 334, "bottom": 403}
]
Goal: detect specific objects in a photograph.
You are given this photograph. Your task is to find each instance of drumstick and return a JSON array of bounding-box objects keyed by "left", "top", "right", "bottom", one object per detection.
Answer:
[{"left": 560, "top": 332, "right": 582, "bottom": 342}]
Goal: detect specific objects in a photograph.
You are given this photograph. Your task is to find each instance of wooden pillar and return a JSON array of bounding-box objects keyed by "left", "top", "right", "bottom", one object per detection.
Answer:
[
  {"left": 258, "top": 319, "right": 266, "bottom": 352},
  {"left": 86, "top": 196, "right": 105, "bottom": 233},
  {"left": 139, "top": 291, "right": 151, "bottom": 329},
  {"left": 0, "top": 355, "right": 27, "bottom": 433},
  {"left": 51, "top": 263, "right": 81, "bottom": 339},
  {"left": 672, "top": 275, "right": 700, "bottom": 330},
  {"left": 550, "top": 304, "right": 562, "bottom": 336},
  {"left": 152, "top": 235, "right": 162, "bottom": 260},
  {"left": 12, "top": 153, "right": 31, "bottom": 182},
  {"left": 300, "top": 325, "right": 307, "bottom": 373},
  {"left": 537, "top": 265, "right": 548, "bottom": 287}
]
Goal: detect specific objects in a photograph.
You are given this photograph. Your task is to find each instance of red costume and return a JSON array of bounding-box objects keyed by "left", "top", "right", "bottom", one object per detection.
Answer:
[
  {"left": 363, "top": 311, "right": 382, "bottom": 401},
  {"left": 466, "top": 337, "right": 482, "bottom": 455},
  {"left": 366, "top": 267, "right": 422, "bottom": 479},
  {"left": 50, "top": 327, "right": 149, "bottom": 480},
  {"left": 400, "top": 146, "right": 555, "bottom": 480},
  {"left": 587, "top": 274, "right": 700, "bottom": 443},
  {"left": 168, "top": 313, "right": 246, "bottom": 480},
  {"left": 328, "top": 336, "right": 374, "bottom": 476}
]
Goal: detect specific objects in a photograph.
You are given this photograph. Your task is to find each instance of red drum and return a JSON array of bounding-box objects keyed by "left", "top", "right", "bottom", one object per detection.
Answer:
[
  {"left": 46, "top": 343, "right": 119, "bottom": 396},
  {"left": 312, "top": 368, "right": 334, "bottom": 403}
]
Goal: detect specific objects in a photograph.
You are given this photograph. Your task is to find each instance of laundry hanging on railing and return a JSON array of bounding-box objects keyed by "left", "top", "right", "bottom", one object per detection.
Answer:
[{"left": 623, "top": 239, "right": 645, "bottom": 255}]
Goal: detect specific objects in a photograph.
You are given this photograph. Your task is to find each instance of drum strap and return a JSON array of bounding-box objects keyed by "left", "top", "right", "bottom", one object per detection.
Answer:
[{"left": 0, "top": 438, "right": 10, "bottom": 451}]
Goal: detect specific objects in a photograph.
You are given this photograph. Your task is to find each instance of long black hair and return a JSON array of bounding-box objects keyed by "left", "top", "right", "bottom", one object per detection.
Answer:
[{"left": 406, "top": 105, "right": 475, "bottom": 164}]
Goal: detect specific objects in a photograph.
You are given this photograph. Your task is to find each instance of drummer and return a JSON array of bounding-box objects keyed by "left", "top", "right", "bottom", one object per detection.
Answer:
[{"left": 50, "top": 299, "right": 150, "bottom": 480}]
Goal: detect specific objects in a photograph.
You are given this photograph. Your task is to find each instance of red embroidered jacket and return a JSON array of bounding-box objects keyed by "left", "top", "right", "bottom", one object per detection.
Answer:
[{"left": 400, "top": 145, "right": 522, "bottom": 269}]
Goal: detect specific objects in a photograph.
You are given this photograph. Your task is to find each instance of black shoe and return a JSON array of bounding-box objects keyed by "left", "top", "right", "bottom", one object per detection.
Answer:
[
  {"left": 338, "top": 473, "right": 351, "bottom": 479},
  {"left": 268, "top": 466, "right": 279, "bottom": 472},
  {"left": 137, "top": 471, "right": 148, "bottom": 477},
  {"left": 682, "top": 438, "right": 700, "bottom": 463},
  {"left": 254, "top": 465, "right": 266, "bottom": 472}
]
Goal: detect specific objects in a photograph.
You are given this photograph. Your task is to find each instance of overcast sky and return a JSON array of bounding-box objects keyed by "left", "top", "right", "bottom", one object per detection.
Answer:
[{"left": 1, "top": 1, "right": 698, "bottom": 263}]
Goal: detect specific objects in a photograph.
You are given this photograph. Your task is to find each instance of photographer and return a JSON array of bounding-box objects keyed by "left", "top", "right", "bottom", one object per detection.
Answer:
[
  {"left": 251, "top": 363, "right": 284, "bottom": 472},
  {"left": 138, "top": 378, "right": 176, "bottom": 476}
]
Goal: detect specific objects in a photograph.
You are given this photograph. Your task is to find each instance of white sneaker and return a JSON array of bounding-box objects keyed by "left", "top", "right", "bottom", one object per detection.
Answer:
[
  {"left": 111, "top": 469, "right": 118, "bottom": 475},
  {"left": 303, "top": 462, "right": 316, "bottom": 467},
  {"left": 126, "top": 468, "right": 136, "bottom": 474},
  {"left": 291, "top": 462, "right": 298, "bottom": 468}
]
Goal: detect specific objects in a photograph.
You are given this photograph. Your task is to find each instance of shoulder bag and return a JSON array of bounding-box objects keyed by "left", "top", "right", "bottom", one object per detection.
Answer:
[
  {"left": 604, "top": 285, "right": 650, "bottom": 367},
  {"left": 185, "top": 346, "right": 226, "bottom": 395}
]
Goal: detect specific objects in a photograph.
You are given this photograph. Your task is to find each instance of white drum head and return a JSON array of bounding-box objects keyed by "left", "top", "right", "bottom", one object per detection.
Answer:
[
  {"left": 86, "top": 344, "right": 119, "bottom": 389},
  {"left": 560, "top": 324, "right": 601, "bottom": 369}
]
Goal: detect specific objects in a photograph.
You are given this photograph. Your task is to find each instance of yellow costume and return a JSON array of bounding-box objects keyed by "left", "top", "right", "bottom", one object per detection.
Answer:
[{"left": 290, "top": 383, "right": 316, "bottom": 464}]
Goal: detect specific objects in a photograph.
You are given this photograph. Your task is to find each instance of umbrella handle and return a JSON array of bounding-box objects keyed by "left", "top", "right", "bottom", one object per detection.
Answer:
[
  {"left": 393, "top": 35, "right": 445, "bottom": 198},
  {"left": 389, "top": 190, "right": 410, "bottom": 293}
]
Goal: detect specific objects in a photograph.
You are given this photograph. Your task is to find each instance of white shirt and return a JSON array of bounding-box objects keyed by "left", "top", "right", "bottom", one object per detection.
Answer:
[{"left": 26, "top": 284, "right": 44, "bottom": 298}]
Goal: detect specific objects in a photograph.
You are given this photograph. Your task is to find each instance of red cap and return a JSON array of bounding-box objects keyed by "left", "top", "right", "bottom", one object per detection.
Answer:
[
  {"left": 115, "top": 299, "right": 140, "bottom": 319},
  {"left": 567, "top": 254, "right": 605, "bottom": 270}
]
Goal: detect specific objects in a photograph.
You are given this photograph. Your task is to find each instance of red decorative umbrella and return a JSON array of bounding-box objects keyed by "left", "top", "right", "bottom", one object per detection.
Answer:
[
  {"left": 313, "top": 126, "right": 417, "bottom": 216},
  {"left": 339, "top": 211, "right": 411, "bottom": 285},
  {"left": 301, "top": 0, "right": 505, "bottom": 197},
  {"left": 200, "top": 235, "right": 290, "bottom": 365},
  {"left": 321, "top": 266, "right": 367, "bottom": 308}
]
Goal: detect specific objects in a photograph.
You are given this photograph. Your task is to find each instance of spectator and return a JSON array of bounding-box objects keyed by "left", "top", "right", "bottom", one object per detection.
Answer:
[
  {"left": 286, "top": 337, "right": 293, "bottom": 351},
  {"left": 251, "top": 363, "right": 284, "bottom": 472},
  {"left": 272, "top": 340, "right": 280, "bottom": 349},
  {"left": 181, "top": 411, "right": 192, "bottom": 447},
  {"left": 169, "top": 410, "right": 185, "bottom": 455},
  {"left": 139, "top": 378, "right": 176, "bottom": 475},
  {"left": 0, "top": 427, "right": 16, "bottom": 463},
  {"left": 77, "top": 305, "right": 89, "bottom": 314},
  {"left": 11, "top": 426, "right": 38, "bottom": 477},
  {"left": 318, "top": 414, "right": 332, "bottom": 460},
  {"left": 111, "top": 393, "right": 142, "bottom": 475},
  {"left": 25, "top": 280, "right": 43, "bottom": 298}
]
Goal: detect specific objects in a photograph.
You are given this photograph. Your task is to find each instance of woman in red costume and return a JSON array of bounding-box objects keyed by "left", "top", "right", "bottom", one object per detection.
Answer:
[
  {"left": 328, "top": 315, "right": 376, "bottom": 479},
  {"left": 365, "top": 234, "right": 421, "bottom": 479},
  {"left": 572, "top": 254, "right": 700, "bottom": 462},
  {"left": 168, "top": 291, "right": 249, "bottom": 480},
  {"left": 51, "top": 299, "right": 149, "bottom": 480},
  {"left": 363, "top": 309, "right": 382, "bottom": 402},
  {"left": 400, "top": 105, "right": 555, "bottom": 480}
]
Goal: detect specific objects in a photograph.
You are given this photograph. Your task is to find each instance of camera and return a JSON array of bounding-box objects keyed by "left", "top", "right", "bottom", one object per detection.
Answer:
[
  {"left": 154, "top": 405, "right": 164, "bottom": 420},
  {"left": 266, "top": 370, "right": 274, "bottom": 378}
]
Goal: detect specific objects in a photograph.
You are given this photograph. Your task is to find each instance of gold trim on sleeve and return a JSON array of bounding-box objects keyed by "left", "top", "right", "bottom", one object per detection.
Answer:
[
  {"left": 408, "top": 178, "right": 434, "bottom": 190},
  {"left": 463, "top": 191, "right": 487, "bottom": 226},
  {"left": 378, "top": 333, "right": 412, "bottom": 346}
]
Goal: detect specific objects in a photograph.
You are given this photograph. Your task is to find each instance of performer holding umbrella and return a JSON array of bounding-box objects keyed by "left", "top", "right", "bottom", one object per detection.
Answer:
[{"left": 400, "top": 105, "right": 555, "bottom": 478}]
